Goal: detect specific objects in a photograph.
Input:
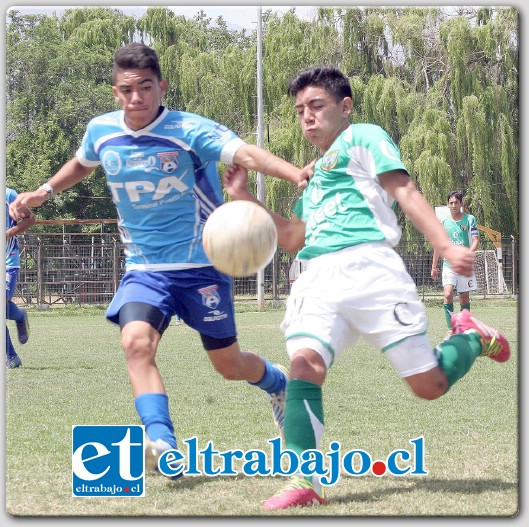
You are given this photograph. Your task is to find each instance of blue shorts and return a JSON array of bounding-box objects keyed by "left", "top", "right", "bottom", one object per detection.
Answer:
[
  {"left": 106, "top": 267, "right": 237, "bottom": 339},
  {"left": 6, "top": 268, "right": 19, "bottom": 300}
]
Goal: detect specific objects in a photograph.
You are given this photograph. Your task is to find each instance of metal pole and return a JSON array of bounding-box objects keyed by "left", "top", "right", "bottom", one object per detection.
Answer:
[{"left": 256, "top": 6, "right": 266, "bottom": 310}]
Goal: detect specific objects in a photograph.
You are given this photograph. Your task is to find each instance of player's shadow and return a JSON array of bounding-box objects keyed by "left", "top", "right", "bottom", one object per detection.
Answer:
[
  {"left": 161, "top": 473, "right": 245, "bottom": 492},
  {"left": 328, "top": 477, "right": 518, "bottom": 506}
]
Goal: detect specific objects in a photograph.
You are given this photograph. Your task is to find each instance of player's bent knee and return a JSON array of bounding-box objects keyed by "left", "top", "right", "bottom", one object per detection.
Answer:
[
  {"left": 204, "top": 336, "right": 243, "bottom": 379},
  {"left": 406, "top": 369, "right": 448, "bottom": 400}
]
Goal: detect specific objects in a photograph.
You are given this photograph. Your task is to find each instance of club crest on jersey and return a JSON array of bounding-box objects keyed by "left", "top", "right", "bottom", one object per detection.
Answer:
[
  {"left": 198, "top": 285, "right": 221, "bottom": 310},
  {"left": 320, "top": 150, "right": 339, "bottom": 172},
  {"left": 157, "top": 151, "right": 180, "bottom": 174},
  {"left": 460, "top": 224, "right": 468, "bottom": 231}
]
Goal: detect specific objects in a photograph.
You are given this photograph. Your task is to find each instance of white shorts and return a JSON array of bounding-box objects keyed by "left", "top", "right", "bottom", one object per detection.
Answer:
[
  {"left": 442, "top": 267, "right": 477, "bottom": 293},
  {"left": 282, "top": 242, "right": 437, "bottom": 377}
]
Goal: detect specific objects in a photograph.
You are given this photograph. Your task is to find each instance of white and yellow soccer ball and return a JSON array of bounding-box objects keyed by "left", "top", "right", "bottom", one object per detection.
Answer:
[{"left": 202, "top": 200, "right": 278, "bottom": 277}]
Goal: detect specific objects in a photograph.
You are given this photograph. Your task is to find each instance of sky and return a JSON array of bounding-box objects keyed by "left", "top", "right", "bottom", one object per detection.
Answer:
[{"left": 6, "top": 3, "right": 320, "bottom": 31}]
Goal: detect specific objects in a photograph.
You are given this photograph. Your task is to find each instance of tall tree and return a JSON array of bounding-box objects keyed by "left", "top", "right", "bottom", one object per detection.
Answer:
[{"left": 5, "top": 6, "right": 518, "bottom": 236}]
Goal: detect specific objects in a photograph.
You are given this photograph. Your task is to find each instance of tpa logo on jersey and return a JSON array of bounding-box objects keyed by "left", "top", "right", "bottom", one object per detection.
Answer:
[
  {"left": 72, "top": 425, "right": 145, "bottom": 497},
  {"left": 198, "top": 285, "right": 221, "bottom": 310},
  {"left": 157, "top": 151, "right": 180, "bottom": 173}
]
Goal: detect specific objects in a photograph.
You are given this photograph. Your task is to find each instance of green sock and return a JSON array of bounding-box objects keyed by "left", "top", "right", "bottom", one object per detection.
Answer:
[
  {"left": 284, "top": 379, "right": 324, "bottom": 457},
  {"left": 443, "top": 303, "right": 454, "bottom": 329},
  {"left": 461, "top": 303, "right": 470, "bottom": 311},
  {"left": 436, "top": 332, "right": 482, "bottom": 389}
]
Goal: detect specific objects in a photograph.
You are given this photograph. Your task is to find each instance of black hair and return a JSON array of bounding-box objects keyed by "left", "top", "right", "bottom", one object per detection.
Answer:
[
  {"left": 448, "top": 190, "right": 464, "bottom": 203},
  {"left": 112, "top": 43, "right": 162, "bottom": 83},
  {"left": 287, "top": 66, "right": 353, "bottom": 101}
]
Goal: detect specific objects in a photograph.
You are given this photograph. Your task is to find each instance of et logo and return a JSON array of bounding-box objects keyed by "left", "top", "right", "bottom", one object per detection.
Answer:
[{"left": 72, "top": 425, "right": 145, "bottom": 497}]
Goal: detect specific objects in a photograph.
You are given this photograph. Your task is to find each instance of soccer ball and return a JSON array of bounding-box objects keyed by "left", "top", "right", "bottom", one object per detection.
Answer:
[{"left": 202, "top": 200, "right": 278, "bottom": 277}]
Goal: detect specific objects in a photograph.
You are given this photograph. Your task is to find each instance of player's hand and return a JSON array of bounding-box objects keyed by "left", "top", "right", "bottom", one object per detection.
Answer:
[
  {"left": 442, "top": 245, "right": 474, "bottom": 276},
  {"left": 298, "top": 159, "right": 316, "bottom": 189},
  {"left": 222, "top": 164, "right": 254, "bottom": 200},
  {"left": 8, "top": 191, "right": 47, "bottom": 221},
  {"left": 431, "top": 268, "right": 439, "bottom": 280}
]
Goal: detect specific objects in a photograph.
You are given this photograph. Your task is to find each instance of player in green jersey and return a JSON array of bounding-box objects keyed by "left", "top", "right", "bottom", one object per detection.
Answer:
[
  {"left": 223, "top": 66, "right": 510, "bottom": 510},
  {"left": 431, "top": 191, "right": 480, "bottom": 330}
]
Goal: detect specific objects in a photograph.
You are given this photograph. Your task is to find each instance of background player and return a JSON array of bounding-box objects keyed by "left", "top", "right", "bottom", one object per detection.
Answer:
[
  {"left": 431, "top": 190, "right": 479, "bottom": 332},
  {"left": 6, "top": 187, "right": 35, "bottom": 368}
]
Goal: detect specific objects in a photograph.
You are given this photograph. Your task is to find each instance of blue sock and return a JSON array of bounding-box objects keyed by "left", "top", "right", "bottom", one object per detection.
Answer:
[
  {"left": 134, "top": 393, "right": 177, "bottom": 449},
  {"left": 249, "top": 359, "right": 287, "bottom": 395},
  {"left": 6, "top": 327, "right": 17, "bottom": 359},
  {"left": 6, "top": 300, "right": 25, "bottom": 323}
]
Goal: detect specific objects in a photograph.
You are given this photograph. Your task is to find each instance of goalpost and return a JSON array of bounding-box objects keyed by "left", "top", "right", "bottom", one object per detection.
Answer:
[{"left": 434, "top": 206, "right": 509, "bottom": 296}]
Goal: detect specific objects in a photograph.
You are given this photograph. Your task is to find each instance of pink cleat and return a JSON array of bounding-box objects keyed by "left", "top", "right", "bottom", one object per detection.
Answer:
[
  {"left": 450, "top": 310, "right": 510, "bottom": 363},
  {"left": 263, "top": 476, "right": 325, "bottom": 511}
]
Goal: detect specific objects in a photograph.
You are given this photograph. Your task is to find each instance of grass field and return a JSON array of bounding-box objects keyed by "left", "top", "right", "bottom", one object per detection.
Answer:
[{"left": 4, "top": 299, "right": 519, "bottom": 517}]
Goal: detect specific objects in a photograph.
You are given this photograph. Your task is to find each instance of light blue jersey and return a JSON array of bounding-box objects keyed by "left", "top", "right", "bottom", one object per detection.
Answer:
[
  {"left": 6, "top": 187, "right": 20, "bottom": 269},
  {"left": 76, "top": 106, "right": 246, "bottom": 271}
]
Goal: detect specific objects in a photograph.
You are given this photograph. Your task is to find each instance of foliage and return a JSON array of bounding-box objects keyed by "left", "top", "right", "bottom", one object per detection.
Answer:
[{"left": 5, "top": 6, "right": 519, "bottom": 236}]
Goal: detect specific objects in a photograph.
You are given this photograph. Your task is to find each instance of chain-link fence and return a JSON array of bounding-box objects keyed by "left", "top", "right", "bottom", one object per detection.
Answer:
[{"left": 13, "top": 229, "right": 518, "bottom": 307}]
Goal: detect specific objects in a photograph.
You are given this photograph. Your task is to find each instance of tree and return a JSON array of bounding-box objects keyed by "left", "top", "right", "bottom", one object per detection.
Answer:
[{"left": 5, "top": 6, "right": 518, "bottom": 236}]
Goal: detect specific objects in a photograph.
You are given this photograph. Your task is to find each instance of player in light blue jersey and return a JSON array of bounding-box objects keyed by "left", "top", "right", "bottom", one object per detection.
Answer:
[
  {"left": 5, "top": 188, "right": 35, "bottom": 368},
  {"left": 224, "top": 66, "right": 511, "bottom": 510},
  {"left": 9, "top": 43, "right": 304, "bottom": 473}
]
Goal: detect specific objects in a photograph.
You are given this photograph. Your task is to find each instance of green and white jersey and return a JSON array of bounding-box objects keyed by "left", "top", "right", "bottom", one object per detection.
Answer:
[
  {"left": 441, "top": 214, "right": 478, "bottom": 269},
  {"left": 294, "top": 123, "right": 408, "bottom": 260}
]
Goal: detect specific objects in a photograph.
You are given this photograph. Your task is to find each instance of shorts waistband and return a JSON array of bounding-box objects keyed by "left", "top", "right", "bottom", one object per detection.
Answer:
[{"left": 304, "top": 241, "right": 393, "bottom": 270}]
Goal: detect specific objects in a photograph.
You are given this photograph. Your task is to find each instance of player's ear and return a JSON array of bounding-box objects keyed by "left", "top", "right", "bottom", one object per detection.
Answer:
[
  {"left": 111, "top": 85, "right": 120, "bottom": 103},
  {"left": 160, "top": 79, "right": 168, "bottom": 99},
  {"left": 342, "top": 97, "right": 352, "bottom": 117}
]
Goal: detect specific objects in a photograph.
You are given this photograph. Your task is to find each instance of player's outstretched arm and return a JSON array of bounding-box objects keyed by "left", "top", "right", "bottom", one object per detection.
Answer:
[
  {"left": 233, "top": 144, "right": 308, "bottom": 189},
  {"left": 9, "top": 158, "right": 94, "bottom": 220},
  {"left": 223, "top": 164, "right": 305, "bottom": 252}
]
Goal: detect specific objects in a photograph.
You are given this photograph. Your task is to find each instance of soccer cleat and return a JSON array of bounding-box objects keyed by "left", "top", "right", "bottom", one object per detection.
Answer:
[
  {"left": 16, "top": 312, "right": 30, "bottom": 344},
  {"left": 270, "top": 364, "right": 289, "bottom": 436},
  {"left": 263, "top": 476, "right": 325, "bottom": 511},
  {"left": 6, "top": 355, "right": 22, "bottom": 369},
  {"left": 144, "top": 437, "right": 185, "bottom": 481},
  {"left": 450, "top": 309, "right": 510, "bottom": 362}
]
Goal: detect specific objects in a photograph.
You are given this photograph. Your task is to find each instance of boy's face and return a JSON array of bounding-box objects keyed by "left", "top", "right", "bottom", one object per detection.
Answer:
[
  {"left": 112, "top": 68, "right": 167, "bottom": 131},
  {"left": 294, "top": 86, "right": 351, "bottom": 153},
  {"left": 448, "top": 196, "right": 463, "bottom": 216}
]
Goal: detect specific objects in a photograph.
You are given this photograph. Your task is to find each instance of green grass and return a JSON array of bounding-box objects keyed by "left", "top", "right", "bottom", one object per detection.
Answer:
[{"left": 5, "top": 299, "right": 519, "bottom": 517}]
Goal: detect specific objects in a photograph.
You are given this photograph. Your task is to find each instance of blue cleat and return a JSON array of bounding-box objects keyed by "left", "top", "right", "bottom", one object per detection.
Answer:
[{"left": 6, "top": 355, "right": 22, "bottom": 369}]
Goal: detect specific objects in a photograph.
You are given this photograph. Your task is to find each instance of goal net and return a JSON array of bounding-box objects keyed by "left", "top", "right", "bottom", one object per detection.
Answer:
[{"left": 474, "top": 249, "right": 509, "bottom": 295}]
